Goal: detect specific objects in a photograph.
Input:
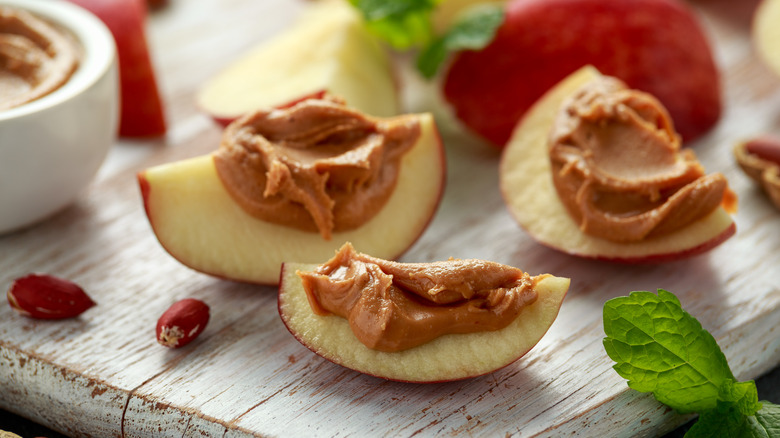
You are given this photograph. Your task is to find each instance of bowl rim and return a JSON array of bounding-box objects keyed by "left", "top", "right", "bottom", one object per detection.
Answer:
[{"left": 0, "top": 0, "right": 117, "bottom": 121}]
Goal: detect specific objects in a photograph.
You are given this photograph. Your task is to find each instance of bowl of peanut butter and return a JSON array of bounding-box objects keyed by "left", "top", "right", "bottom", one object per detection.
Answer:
[{"left": 0, "top": 0, "right": 118, "bottom": 234}]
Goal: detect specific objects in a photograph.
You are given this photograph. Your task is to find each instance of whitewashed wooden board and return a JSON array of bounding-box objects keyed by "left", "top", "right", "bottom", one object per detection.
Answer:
[{"left": 2, "top": 0, "right": 779, "bottom": 436}]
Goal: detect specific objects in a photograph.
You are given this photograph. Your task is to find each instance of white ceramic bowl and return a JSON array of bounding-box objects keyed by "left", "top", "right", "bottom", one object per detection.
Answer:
[{"left": 0, "top": 0, "right": 118, "bottom": 234}]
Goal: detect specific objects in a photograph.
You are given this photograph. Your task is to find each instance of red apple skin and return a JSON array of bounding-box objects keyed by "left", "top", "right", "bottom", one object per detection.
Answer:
[
  {"left": 443, "top": 0, "right": 721, "bottom": 147},
  {"left": 67, "top": 0, "right": 166, "bottom": 137}
]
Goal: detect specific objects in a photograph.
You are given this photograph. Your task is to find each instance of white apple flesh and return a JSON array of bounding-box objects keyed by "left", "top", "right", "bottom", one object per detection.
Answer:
[
  {"left": 754, "top": 0, "right": 780, "bottom": 77},
  {"left": 196, "top": 0, "right": 399, "bottom": 126}
]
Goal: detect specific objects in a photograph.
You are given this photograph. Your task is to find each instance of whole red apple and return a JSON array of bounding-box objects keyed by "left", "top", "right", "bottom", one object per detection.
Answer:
[{"left": 443, "top": 0, "right": 721, "bottom": 147}]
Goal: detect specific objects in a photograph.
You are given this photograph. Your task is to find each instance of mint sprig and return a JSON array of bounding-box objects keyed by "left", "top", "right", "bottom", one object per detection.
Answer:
[
  {"left": 348, "top": 0, "right": 437, "bottom": 50},
  {"left": 603, "top": 289, "right": 779, "bottom": 436},
  {"left": 417, "top": 5, "right": 504, "bottom": 78},
  {"left": 348, "top": 0, "right": 505, "bottom": 78}
]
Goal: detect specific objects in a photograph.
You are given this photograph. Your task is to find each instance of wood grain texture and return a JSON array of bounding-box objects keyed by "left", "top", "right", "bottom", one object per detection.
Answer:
[{"left": 1, "top": 0, "right": 779, "bottom": 436}]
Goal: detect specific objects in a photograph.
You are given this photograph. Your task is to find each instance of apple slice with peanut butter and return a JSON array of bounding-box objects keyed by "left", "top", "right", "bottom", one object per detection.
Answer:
[
  {"left": 279, "top": 243, "right": 569, "bottom": 383},
  {"left": 548, "top": 75, "right": 736, "bottom": 242},
  {"left": 138, "top": 96, "right": 446, "bottom": 285},
  {"left": 500, "top": 66, "right": 737, "bottom": 263}
]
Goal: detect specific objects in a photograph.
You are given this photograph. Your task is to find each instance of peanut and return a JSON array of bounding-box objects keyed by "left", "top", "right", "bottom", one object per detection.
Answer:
[
  {"left": 7, "top": 274, "right": 96, "bottom": 319},
  {"left": 156, "top": 298, "right": 210, "bottom": 348}
]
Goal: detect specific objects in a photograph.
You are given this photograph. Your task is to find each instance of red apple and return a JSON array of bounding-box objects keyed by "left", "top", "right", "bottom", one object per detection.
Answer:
[
  {"left": 138, "top": 112, "right": 445, "bottom": 285},
  {"left": 443, "top": 0, "right": 721, "bottom": 147},
  {"left": 754, "top": 0, "right": 780, "bottom": 77},
  {"left": 67, "top": 0, "right": 166, "bottom": 137},
  {"left": 499, "top": 66, "right": 735, "bottom": 263},
  {"left": 278, "top": 261, "right": 569, "bottom": 383},
  {"left": 196, "top": 0, "right": 399, "bottom": 127}
]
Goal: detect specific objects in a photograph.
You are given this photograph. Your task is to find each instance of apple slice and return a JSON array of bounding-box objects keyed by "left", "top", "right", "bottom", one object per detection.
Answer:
[
  {"left": 499, "top": 66, "right": 735, "bottom": 263},
  {"left": 67, "top": 0, "right": 166, "bottom": 137},
  {"left": 196, "top": 0, "right": 399, "bottom": 127},
  {"left": 138, "top": 112, "right": 445, "bottom": 285},
  {"left": 754, "top": 0, "right": 780, "bottom": 76},
  {"left": 443, "top": 0, "right": 721, "bottom": 147},
  {"left": 278, "top": 261, "right": 569, "bottom": 383}
]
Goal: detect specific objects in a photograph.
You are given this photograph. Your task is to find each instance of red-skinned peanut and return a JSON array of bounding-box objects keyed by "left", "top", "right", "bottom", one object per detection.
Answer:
[
  {"left": 156, "top": 298, "right": 210, "bottom": 348},
  {"left": 745, "top": 136, "right": 780, "bottom": 166},
  {"left": 7, "top": 274, "right": 96, "bottom": 319}
]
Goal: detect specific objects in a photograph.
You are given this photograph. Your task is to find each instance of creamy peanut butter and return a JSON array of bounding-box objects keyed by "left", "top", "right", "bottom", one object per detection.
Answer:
[
  {"left": 214, "top": 97, "right": 420, "bottom": 240},
  {"left": 548, "top": 76, "right": 736, "bottom": 242},
  {"left": 297, "top": 243, "right": 539, "bottom": 352},
  {"left": 0, "top": 6, "right": 80, "bottom": 111}
]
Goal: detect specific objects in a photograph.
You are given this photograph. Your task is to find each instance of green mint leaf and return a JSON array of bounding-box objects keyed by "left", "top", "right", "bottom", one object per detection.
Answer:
[
  {"left": 603, "top": 289, "right": 779, "bottom": 436},
  {"left": 754, "top": 402, "right": 780, "bottom": 437},
  {"left": 603, "top": 289, "right": 735, "bottom": 414},
  {"left": 349, "top": 0, "right": 436, "bottom": 21},
  {"left": 416, "top": 38, "right": 448, "bottom": 78},
  {"left": 349, "top": 0, "right": 437, "bottom": 49},
  {"left": 720, "top": 380, "right": 763, "bottom": 417},
  {"left": 416, "top": 4, "right": 505, "bottom": 78},
  {"left": 686, "top": 401, "right": 780, "bottom": 438},
  {"left": 685, "top": 401, "right": 753, "bottom": 438},
  {"left": 441, "top": 5, "right": 504, "bottom": 51}
]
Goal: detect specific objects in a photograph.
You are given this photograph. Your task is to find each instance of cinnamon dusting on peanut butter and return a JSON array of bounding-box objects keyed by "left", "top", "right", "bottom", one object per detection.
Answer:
[
  {"left": 0, "top": 6, "right": 80, "bottom": 111},
  {"left": 214, "top": 97, "right": 420, "bottom": 239},
  {"left": 548, "top": 76, "right": 736, "bottom": 242},
  {"left": 297, "top": 243, "right": 539, "bottom": 352}
]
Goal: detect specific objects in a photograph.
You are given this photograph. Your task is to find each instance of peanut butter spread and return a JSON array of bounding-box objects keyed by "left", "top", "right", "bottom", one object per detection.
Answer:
[
  {"left": 214, "top": 97, "right": 420, "bottom": 240},
  {"left": 0, "top": 6, "right": 80, "bottom": 111},
  {"left": 548, "top": 76, "right": 736, "bottom": 242},
  {"left": 297, "top": 243, "right": 539, "bottom": 352}
]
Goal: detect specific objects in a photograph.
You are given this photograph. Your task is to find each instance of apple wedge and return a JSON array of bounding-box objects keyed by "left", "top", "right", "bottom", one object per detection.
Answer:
[
  {"left": 278, "top": 261, "right": 569, "bottom": 383},
  {"left": 196, "top": 0, "right": 399, "bottom": 126},
  {"left": 754, "top": 0, "right": 780, "bottom": 76},
  {"left": 67, "top": 0, "right": 166, "bottom": 137},
  {"left": 138, "top": 113, "right": 445, "bottom": 285},
  {"left": 499, "top": 66, "right": 735, "bottom": 263}
]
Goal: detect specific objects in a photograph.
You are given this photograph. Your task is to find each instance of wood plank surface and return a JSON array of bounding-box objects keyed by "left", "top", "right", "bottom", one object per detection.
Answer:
[{"left": 2, "top": 0, "right": 780, "bottom": 436}]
